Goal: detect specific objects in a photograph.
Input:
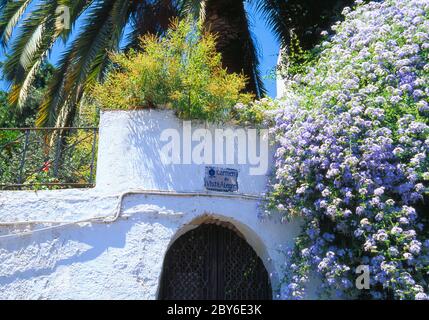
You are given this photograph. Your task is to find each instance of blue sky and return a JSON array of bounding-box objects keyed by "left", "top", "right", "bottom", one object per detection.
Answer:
[{"left": 0, "top": 3, "right": 279, "bottom": 97}]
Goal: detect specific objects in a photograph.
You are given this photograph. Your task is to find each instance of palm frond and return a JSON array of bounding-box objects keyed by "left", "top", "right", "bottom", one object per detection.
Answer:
[
  {"left": 125, "top": 0, "right": 179, "bottom": 49},
  {"left": 178, "top": 0, "right": 206, "bottom": 22},
  {"left": 243, "top": 18, "right": 265, "bottom": 97},
  {"left": 0, "top": 0, "right": 34, "bottom": 47},
  {"left": 3, "top": 1, "right": 58, "bottom": 109},
  {"left": 82, "top": 0, "right": 132, "bottom": 88},
  {"left": 36, "top": 50, "right": 70, "bottom": 126},
  {"left": 3, "top": 0, "right": 92, "bottom": 109},
  {"left": 63, "top": 0, "right": 130, "bottom": 93},
  {"left": 8, "top": 58, "right": 41, "bottom": 107},
  {"left": 37, "top": 0, "right": 132, "bottom": 127},
  {"left": 0, "top": 0, "right": 9, "bottom": 11},
  {"left": 55, "top": 0, "right": 96, "bottom": 39},
  {"left": 255, "top": 0, "right": 355, "bottom": 49}
]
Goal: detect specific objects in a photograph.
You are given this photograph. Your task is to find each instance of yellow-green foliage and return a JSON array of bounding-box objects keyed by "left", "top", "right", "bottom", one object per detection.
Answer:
[{"left": 92, "top": 19, "right": 253, "bottom": 122}]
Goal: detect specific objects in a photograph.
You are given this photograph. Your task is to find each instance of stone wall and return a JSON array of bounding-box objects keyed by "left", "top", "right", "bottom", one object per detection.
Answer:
[{"left": 0, "top": 109, "right": 303, "bottom": 299}]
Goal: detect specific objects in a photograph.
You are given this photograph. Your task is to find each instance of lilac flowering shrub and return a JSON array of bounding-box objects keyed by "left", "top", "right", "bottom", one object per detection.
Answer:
[{"left": 267, "top": 0, "right": 429, "bottom": 299}]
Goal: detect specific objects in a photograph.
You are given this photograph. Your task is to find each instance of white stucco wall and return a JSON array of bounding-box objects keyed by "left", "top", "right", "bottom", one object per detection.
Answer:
[
  {"left": 276, "top": 48, "right": 286, "bottom": 99},
  {"left": 0, "top": 109, "right": 303, "bottom": 300}
]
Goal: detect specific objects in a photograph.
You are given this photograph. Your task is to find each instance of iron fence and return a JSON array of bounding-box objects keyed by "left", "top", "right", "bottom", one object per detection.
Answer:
[{"left": 0, "top": 127, "right": 98, "bottom": 190}]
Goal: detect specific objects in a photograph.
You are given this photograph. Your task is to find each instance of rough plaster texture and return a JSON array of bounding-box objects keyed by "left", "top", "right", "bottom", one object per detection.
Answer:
[{"left": 0, "top": 109, "right": 304, "bottom": 300}]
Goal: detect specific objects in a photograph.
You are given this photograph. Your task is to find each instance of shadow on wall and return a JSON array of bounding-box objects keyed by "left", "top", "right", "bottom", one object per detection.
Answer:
[
  {"left": 0, "top": 213, "right": 172, "bottom": 288},
  {"left": 126, "top": 110, "right": 194, "bottom": 191},
  {"left": 0, "top": 223, "right": 129, "bottom": 287},
  {"left": 125, "top": 110, "right": 274, "bottom": 192}
]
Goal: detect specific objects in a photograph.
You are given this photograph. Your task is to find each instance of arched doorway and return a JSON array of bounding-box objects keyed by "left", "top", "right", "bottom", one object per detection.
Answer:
[{"left": 159, "top": 222, "right": 272, "bottom": 300}]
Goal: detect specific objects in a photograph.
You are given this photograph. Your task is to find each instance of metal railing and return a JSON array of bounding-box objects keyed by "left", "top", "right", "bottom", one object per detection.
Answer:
[{"left": 0, "top": 127, "right": 98, "bottom": 190}]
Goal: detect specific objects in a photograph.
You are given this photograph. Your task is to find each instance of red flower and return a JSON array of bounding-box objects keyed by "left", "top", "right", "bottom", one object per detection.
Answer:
[{"left": 42, "top": 161, "right": 51, "bottom": 172}]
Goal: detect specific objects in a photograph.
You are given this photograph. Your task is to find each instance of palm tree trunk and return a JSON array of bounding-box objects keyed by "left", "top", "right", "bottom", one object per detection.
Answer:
[{"left": 203, "top": 0, "right": 263, "bottom": 97}]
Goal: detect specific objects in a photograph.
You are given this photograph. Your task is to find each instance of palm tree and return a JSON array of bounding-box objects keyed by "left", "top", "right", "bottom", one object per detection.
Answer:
[
  {"left": 0, "top": 0, "right": 353, "bottom": 127},
  {"left": 182, "top": 0, "right": 265, "bottom": 96},
  {"left": 182, "top": 0, "right": 356, "bottom": 95},
  {"left": 0, "top": 0, "right": 179, "bottom": 127}
]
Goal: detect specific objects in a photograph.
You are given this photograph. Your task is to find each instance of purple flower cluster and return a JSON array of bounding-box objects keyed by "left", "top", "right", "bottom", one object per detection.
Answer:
[{"left": 269, "top": 0, "right": 429, "bottom": 300}]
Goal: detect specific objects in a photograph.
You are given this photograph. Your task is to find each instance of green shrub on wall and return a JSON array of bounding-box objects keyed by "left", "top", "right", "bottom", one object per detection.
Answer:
[{"left": 92, "top": 19, "right": 253, "bottom": 122}]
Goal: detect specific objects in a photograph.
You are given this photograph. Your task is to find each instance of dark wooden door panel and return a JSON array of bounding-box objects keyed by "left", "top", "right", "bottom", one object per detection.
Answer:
[{"left": 159, "top": 223, "right": 272, "bottom": 300}]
